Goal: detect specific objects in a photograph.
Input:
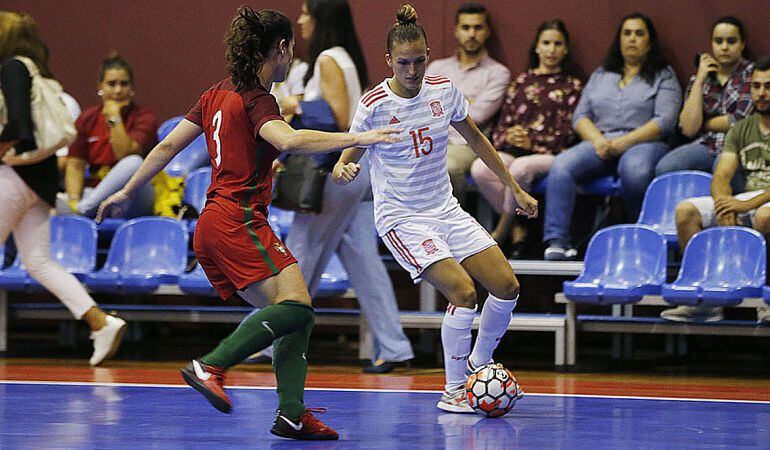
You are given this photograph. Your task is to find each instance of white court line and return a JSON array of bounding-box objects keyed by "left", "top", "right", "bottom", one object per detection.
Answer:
[{"left": 2, "top": 379, "right": 770, "bottom": 405}]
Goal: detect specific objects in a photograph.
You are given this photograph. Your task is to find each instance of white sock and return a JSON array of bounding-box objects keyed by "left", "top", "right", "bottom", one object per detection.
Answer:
[
  {"left": 441, "top": 304, "right": 476, "bottom": 392},
  {"left": 469, "top": 294, "right": 518, "bottom": 369}
]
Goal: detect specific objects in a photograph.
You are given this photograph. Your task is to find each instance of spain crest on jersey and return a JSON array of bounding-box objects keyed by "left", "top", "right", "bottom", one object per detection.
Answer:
[
  {"left": 422, "top": 239, "right": 438, "bottom": 255},
  {"left": 429, "top": 100, "right": 444, "bottom": 118}
]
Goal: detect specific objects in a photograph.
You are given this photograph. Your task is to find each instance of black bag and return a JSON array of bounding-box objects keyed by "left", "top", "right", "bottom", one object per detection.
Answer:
[
  {"left": 272, "top": 155, "right": 327, "bottom": 213},
  {"left": 271, "top": 99, "right": 337, "bottom": 213}
]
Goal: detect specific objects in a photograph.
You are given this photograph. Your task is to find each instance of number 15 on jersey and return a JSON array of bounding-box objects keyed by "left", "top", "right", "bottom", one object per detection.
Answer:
[{"left": 410, "top": 126, "right": 433, "bottom": 158}]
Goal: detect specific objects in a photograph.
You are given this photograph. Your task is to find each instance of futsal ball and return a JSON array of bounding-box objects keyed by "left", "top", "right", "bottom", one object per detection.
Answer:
[{"left": 465, "top": 363, "right": 522, "bottom": 418}]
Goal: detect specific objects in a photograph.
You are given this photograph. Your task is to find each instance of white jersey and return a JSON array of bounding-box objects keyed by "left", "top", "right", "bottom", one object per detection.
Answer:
[{"left": 349, "top": 76, "right": 469, "bottom": 234}]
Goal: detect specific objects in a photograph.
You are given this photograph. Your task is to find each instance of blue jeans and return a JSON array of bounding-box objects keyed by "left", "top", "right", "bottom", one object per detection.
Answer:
[
  {"left": 655, "top": 141, "right": 746, "bottom": 192},
  {"left": 544, "top": 140, "right": 668, "bottom": 244},
  {"left": 654, "top": 142, "right": 715, "bottom": 176},
  {"left": 76, "top": 155, "right": 154, "bottom": 218}
]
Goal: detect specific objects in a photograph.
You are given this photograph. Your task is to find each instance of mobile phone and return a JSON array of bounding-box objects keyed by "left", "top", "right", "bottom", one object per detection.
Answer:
[{"left": 694, "top": 53, "right": 718, "bottom": 78}]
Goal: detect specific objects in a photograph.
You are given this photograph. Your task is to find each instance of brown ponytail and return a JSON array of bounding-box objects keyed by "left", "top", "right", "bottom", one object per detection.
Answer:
[{"left": 224, "top": 6, "right": 293, "bottom": 90}]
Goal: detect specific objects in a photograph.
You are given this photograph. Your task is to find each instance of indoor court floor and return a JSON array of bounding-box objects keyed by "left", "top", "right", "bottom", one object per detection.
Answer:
[{"left": 1, "top": 361, "right": 769, "bottom": 449}]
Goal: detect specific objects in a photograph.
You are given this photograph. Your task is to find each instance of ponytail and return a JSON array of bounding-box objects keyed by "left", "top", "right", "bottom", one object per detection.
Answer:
[{"left": 225, "top": 6, "right": 293, "bottom": 90}]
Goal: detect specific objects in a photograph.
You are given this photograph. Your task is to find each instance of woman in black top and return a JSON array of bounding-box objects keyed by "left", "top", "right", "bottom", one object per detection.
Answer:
[{"left": 0, "top": 10, "right": 126, "bottom": 366}]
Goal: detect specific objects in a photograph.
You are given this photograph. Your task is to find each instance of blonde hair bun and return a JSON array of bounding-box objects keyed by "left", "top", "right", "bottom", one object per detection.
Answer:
[{"left": 396, "top": 4, "right": 417, "bottom": 25}]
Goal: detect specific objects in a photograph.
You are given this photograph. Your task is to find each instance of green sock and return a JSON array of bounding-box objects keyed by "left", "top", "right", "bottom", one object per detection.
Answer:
[
  {"left": 201, "top": 301, "right": 314, "bottom": 369},
  {"left": 273, "top": 314, "right": 314, "bottom": 419}
]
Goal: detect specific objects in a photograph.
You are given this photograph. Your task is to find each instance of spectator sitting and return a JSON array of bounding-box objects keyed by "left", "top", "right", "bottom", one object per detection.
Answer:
[
  {"left": 60, "top": 53, "right": 157, "bottom": 218},
  {"left": 661, "top": 56, "right": 770, "bottom": 324},
  {"left": 655, "top": 16, "right": 754, "bottom": 184},
  {"left": 543, "top": 12, "right": 682, "bottom": 261},
  {"left": 426, "top": 2, "right": 511, "bottom": 207},
  {"left": 472, "top": 19, "right": 583, "bottom": 258}
]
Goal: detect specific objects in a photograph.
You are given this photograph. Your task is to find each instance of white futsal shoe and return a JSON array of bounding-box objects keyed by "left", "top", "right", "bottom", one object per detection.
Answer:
[
  {"left": 90, "top": 315, "right": 127, "bottom": 366},
  {"left": 437, "top": 386, "right": 475, "bottom": 413}
]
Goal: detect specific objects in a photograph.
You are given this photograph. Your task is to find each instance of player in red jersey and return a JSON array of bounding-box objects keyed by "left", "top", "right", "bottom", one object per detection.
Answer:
[{"left": 96, "top": 6, "right": 398, "bottom": 441}]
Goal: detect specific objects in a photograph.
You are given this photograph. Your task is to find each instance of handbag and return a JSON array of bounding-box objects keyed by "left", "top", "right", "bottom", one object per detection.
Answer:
[
  {"left": 272, "top": 155, "right": 327, "bottom": 213},
  {"left": 5, "top": 56, "right": 76, "bottom": 153},
  {"left": 271, "top": 99, "right": 337, "bottom": 213}
]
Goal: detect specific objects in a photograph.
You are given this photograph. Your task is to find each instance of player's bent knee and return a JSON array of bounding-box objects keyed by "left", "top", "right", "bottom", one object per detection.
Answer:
[
  {"left": 490, "top": 278, "right": 520, "bottom": 300},
  {"left": 753, "top": 208, "right": 770, "bottom": 235},
  {"left": 675, "top": 201, "right": 700, "bottom": 227},
  {"left": 446, "top": 285, "right": 477, "bottom": 309},
  {"left": 275, "top": 295, "right": 312, "bottom": 307}
]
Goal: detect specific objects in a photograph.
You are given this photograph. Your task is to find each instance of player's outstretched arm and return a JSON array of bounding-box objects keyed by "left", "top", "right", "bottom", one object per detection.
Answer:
[
  {"left": 96, "top": 119, "right": 202, "bottom": 221},
  {"left": 452, "top": 116, "right": 538, "bottom": 218},
  {"left": 332, "top": 147, "right": 366, "bottom": 185},
  {"left": 259, "top": 119, "right": 400, "bottom": 155}
]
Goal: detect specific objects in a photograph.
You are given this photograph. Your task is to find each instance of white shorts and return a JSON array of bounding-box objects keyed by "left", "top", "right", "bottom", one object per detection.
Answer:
[
  {"left": 381, "top": 205, "right": 497, "bottom": 282},
  {"left": 686, "top": 190, "right": 770, "bottom": 228}
]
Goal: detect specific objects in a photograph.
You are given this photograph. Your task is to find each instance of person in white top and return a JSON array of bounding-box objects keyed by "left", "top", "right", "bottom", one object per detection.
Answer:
[
  {"left": 334, "top": 4, "right": 537, "bottom": 413},
  {"left": 56, "top": 91, "right": 81, "bottom": 174},
  {"left": 260, "top": 0, "right": 415, "bottom": 373}
]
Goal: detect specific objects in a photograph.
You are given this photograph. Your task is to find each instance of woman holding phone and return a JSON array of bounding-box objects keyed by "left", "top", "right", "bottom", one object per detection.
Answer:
[{"left": 655, "top": 16, "right": 754, "bottom": 177}]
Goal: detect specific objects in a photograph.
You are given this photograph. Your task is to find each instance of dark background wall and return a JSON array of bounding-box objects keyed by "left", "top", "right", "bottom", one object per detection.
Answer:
[{"left": 6, "top": 0, "right": 769, "bottom": 122}]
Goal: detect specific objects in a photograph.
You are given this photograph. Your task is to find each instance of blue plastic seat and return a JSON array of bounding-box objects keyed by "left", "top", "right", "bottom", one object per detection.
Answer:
[
  {"left": 0, "top": 216, "right": 99, "bottom": 291},
  {"left": 178, "top": 263, "right": 217, "bottom": 297},
  {"left": 662, "top": 227, "right": 766, "bottom": 307},
  {"left": 317, "top": 253, "right": 351, "bottom": 297},
  {"left": 530, "top": 175, "right": 621, "bottom": 196},
  {"left": 157, "top": 116, "right": 183, "bottom": 141},
  {"left": 637, "top": 171, "right": 712, "bottom": 246},
  {"left": 184, "top": 166, "right": 212, "bottom": 215},
  {"left": 563, "top": 225, "right": 667, "bottom": 304},
  {"left": 86, "top": 217, "right": 189, "bottom": 294},
  {"left": 158, "top": 116, "right": 210, "bottom": 177},
  {"left": 97, "top": 218, "right": 127, "bottom": 238},
  {"left": 50, "top": 216, "right": 98, "bottom": 279},
  {"left": 267, "top": 206, "right": 295, "bottom": 240},
  {"left": 0, "top": 255, "right": 28, "bottom": 291},
  {"left": 763, "top": 286, "right": 770, "bottom": 306}
]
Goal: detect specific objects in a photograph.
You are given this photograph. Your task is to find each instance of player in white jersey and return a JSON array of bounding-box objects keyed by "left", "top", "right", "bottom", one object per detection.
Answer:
[{"left": 332, "top": 4, "right": 538, "bottom": 413}]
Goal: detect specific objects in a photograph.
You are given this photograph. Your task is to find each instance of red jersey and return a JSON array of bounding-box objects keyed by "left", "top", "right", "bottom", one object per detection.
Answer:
[
  {"left": 69, "top": 103, "right": 158, "bottom": 168},
  {"left": 184, "top": 78, "right": 284, "bottom": 219}
]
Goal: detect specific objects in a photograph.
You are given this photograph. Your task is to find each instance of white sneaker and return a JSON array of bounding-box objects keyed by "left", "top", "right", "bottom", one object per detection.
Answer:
[
  {"left": 660, "top": 305, "right": 723, "bottom": 323},
  {"left": 90, "top": 315, "right": 127, "bottom": 366},
  {"left": 544, "top": 244, "right": 577, "bottom": 261},
  {"left": 437, "top": 386, "right": 474, "bottom": 414}
]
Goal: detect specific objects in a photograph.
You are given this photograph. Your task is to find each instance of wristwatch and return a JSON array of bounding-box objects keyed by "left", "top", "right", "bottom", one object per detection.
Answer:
[{"left": 106, "top": 115, "right": 122, "bottom": 127}]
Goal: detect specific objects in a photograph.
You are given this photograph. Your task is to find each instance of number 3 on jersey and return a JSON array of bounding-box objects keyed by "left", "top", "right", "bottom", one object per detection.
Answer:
[
  {"left": 410, "top": 126, "right": 433, "bottom": 158},
  {"left": 212, "top": 109, "right": 223, "bottom": 167}
]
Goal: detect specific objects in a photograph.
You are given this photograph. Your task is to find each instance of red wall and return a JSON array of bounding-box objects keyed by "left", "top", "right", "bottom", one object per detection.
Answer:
[{"left": 6, "top": 0, "right": 769, "bottom": 121}]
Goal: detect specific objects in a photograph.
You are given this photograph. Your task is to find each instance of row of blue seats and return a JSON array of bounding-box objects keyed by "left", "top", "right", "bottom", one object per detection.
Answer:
[
  {"left": 564, "top": 224, "right": 769, "bottom": 307},
  {"left": 0, "top": 216, "right": 351, "bottom": 298},
  {"left": 530, "top": 170, "right": 711, "bottom": 249}
]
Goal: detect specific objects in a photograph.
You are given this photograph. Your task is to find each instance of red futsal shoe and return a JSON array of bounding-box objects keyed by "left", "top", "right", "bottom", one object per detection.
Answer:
[
  {"left": 270, "top": 407, "right": 340, "bottom": 440},
  {"left": 181, "top": 359, "right": 232, "bottom": 413}
]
